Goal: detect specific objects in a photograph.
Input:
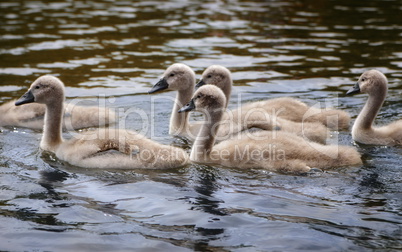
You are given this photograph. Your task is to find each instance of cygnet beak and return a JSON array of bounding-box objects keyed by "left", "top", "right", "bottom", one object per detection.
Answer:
[
  {"left": 195, "top": 79, "right": 205, "bottom": 89},
  {"left": 149, "top": 78, "right": 169, "bottom": 94},
  {"left": 346, "top": 82, "right": 361, "bottom": 95},
  {"left": 178, "top": 99, "right": 195, "bottom": 113},
  {"left": 15, "top": 90, "right": 35, "bottom": 106}
]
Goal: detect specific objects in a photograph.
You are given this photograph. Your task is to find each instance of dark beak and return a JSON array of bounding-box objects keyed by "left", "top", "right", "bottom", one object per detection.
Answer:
[
  {"left": 346, "top": 82, "right": 361, "bottom": 95},
  {"left": 195, "top": 79, "right": 205, "bottom": 89},
  {"left": 15, "top": 90, "right": 35, "bottom": 106},
  {"left": 178, "top": 99, "right": 195, "bottom": 113},
  {"left": 148, "top": 78, "right": 169, "bottom": 94}
]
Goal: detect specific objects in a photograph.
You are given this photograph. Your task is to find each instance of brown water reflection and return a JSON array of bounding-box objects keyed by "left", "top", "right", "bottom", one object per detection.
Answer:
[{"left": 1, "top": 0, "right": 402, "bottom": 251}]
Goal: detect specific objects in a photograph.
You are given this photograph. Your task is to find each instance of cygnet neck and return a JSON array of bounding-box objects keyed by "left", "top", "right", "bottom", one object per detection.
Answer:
[
  {"left": 355, "top": 88, "right": 387, "bottom": 130},
  {"left": 221, "top": 81, "right": 231, "bottom": 108},
  {"left": 170, "top": 86, "right": 194, "bottom": 135},
  {"left": 41, "top": 100, "right": 64, "bottom": 152},
  {"left": 190, "top": 107, "right": 224, "bottom": 162}
]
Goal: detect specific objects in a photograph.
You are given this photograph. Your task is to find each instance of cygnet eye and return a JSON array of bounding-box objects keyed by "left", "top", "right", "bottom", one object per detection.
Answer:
[
  {"left": 361, "top": 78, "right": 366, "bottom": 82},
  {"left": 35, "top": 85, "right": 40, "bottom": 89},
  {"left": 207, "top": 75, "right": 212, "bottom": 78},
  {"left": 170, "top": 73, "right": 175, "bottom": 77},
  {"left": 197, "top": 95, "right": 201, "bottom": 98}
]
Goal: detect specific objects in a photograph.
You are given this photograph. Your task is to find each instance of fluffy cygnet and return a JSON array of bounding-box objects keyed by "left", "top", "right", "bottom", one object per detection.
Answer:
[
  {"left": 0, "top": 84, "right": 115, "bottom": 130},
  {"left": 197, "top": 65, "right": 350, "bottom": 131},
  {"left": 346, "top": 69, "right": 402, "bottom": 146},
  {"left": 179, "top": 85, "right": 362, "bottom": 173},
  {"left": 15, "top": 75, "right": 188, "bottom": 169}
]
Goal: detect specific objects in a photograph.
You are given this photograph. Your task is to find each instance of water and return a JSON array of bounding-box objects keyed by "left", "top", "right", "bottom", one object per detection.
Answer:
[{"left": 1, "top": 0, "right": 402, "bottom": 251}]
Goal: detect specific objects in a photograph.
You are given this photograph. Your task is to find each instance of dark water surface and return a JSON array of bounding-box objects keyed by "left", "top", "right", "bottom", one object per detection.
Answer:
[{"left": 1, "top": 0, "right": 402, "bottom": 251}]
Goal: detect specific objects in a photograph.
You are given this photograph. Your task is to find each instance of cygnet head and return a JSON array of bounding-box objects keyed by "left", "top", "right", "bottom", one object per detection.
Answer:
[
  {"left": 15, "top": 75, "right": 65, "bottom": 106},
  {"left": 346, "top": 70, "right": 388, "bottom": 96},
  {"left": 149, "top": 63, "right": 195, "bottom": 93},
  {"left": 196, "top": 65, "right": 232, "bottom": 90},
  {"left": 178, "top": 85, "right": 226, "bottom": 113}
]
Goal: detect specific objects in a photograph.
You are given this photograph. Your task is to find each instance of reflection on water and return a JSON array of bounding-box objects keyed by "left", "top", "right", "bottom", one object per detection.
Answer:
[{"left": 1, "top": 0, "right": 402, "bottom": 251}]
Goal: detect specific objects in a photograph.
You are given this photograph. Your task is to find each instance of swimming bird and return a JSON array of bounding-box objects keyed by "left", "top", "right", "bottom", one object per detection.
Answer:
[
  {"left": 197, "top": 65, "right": 350, "bottom": 130},
  {"left": 15, "top": 75, "right": 188, "bottom": 169},
  {"left": 0, "top": 87, "right": 116, "bottom": 130},
  {"left": 179, "top": 85, "right": 362, "bottom": 173},
  {"left": 346, "top": 69, "right": 402, "bottom": 146},
  {"left": 149, "top": 63, "right": 328, "bottom": 143}
]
